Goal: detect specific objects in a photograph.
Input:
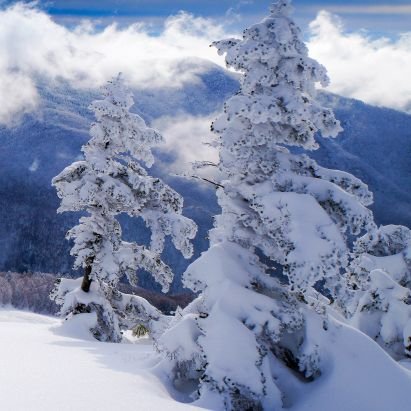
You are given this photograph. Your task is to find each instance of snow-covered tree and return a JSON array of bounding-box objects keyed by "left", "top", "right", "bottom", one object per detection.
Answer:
[
  {"left": 51, "top": 74, "right": 197, "bottom": 342},
  {"left": 343, "top": 225, "right": 411, "bottom": 359},
  {"left": 349, "top": 225, "right": 411, "bottom": 292},
  {"left": 159, "top": 2, "right": 375, "bottom": 409}
]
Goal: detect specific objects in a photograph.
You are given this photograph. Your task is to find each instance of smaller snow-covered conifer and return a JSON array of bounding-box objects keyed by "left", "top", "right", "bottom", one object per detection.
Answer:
[{"left": 51, "top": 74, "right": 197, "bottom": 342}]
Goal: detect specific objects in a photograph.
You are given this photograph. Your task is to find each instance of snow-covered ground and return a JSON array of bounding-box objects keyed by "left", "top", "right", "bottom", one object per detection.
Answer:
[
  {"left": 291, "top": 319, "right": 411, "bottom": 411},
  {"left": 0, "top": 309, "right": 199, "bottom": 411},
  {"left": 1, "top": 308, "right": 411, "bottom": 411}
]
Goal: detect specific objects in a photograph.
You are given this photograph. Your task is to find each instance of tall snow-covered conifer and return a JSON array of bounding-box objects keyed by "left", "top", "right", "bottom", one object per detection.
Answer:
[
  {"left": 51, "top": 74, "right": 197, "bottom": 342},
  {"left": 159, "top": 2, "right": 375, "bottom": 409}
]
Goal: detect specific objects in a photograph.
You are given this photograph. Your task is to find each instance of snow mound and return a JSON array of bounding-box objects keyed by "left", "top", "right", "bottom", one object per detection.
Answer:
[{"left": 292, "top": 317, "right": 411, "bottom": 411}]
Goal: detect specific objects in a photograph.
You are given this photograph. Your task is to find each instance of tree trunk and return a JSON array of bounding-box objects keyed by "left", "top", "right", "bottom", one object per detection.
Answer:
[{"left": 81, "top": 264, "right": 92, "bottom": 293}]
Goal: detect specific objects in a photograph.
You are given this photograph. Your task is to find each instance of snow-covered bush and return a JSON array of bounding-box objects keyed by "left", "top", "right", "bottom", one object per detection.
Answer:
[
  {"left": 343, "top": 225, "right": 411, "bottom": 359},
  {"left": 159, "top": 1, "right": 375, "bottom": 409},
  {"left": 51, "top": 74, "right": 197, "bottom": 341},
  {"left": 350, "top": 225, "right": 411, "bottom": 290},
  {"left": 352, "top": 269, "right": 411, "bottom": 360}
]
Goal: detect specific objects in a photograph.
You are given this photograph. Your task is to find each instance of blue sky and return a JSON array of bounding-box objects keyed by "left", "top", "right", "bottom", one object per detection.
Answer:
[{"left": 2, "top": 1, "right": 410, "bottom": 34}]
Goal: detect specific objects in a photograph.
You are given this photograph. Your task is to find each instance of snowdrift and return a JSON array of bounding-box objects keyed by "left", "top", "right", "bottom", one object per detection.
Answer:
[{"left": 0, "top": 309, "right": 410, "bottom": 411}]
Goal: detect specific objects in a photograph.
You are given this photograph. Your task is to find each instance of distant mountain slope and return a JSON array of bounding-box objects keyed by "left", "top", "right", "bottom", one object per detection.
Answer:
[
  {"left": 0, "top": 59, "right": 409, "bottom": 291},
  {"left": 316, "top": 93, "right": 411, "bottom": 228}
]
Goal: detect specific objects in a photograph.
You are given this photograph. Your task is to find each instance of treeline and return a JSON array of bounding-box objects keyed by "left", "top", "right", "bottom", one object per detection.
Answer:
[{"left": 0, "top": 272, "right": 192, "bottom": 315}]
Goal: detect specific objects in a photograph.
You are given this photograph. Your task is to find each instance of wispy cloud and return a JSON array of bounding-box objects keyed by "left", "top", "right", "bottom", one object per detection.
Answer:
[{"left": 153, "top": 113, "right": 218, "bottom": 174}]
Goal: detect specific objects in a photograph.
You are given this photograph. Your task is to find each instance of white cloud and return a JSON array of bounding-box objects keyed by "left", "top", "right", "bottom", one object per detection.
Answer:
[
  {"left": 0, "top": 3, "right": 230, "bottom": 125},
  {"left": 307, "top": 11, "right": 411, "bottom": 113},
  {"left": 0, "top": 71, "right": 38, "bottom": 124},
  {"left": 1, "top": 3, "right": 411, "bottom": 126},
  {"left": 153, "top": 113, "right": 218, "bottom": 174}
]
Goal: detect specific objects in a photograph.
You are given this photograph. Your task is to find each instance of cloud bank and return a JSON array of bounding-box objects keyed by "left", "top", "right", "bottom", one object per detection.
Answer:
[
  {"left": 308, "top": 11, "right": 411, "bottom": 113},
  {"left": 0, "top": 3, "right": 229, "bottom": 124},
  {"left": 1, "top": 3, "right": 411, "bottom": 125}
]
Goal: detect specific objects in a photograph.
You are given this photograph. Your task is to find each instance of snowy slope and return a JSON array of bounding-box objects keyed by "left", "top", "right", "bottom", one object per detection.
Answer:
[
  {"left": 1, "top": 309, "right": 410, "bottom": 411},
  {"left": 0, "top": 309, "right": 200, "bottom": 411}
]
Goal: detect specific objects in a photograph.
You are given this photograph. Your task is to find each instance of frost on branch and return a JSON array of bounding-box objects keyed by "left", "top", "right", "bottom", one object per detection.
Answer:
[
  {"left": 158, "top": 2, "right": 375, "bottom": 409},
  {"left": 51, "top": 74, "right": 197, "bottom": 341}
]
